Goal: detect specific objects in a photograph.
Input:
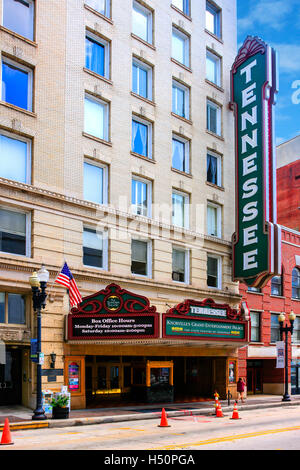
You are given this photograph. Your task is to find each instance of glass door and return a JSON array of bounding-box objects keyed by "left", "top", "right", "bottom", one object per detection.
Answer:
[{"left": 109, "top": 366, "right": 119, "bottom": 390}]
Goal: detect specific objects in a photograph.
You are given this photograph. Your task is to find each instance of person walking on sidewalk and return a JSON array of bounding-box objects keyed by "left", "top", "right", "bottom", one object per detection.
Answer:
[{"left": 237, "top": 378, "right": 246, "bottom": 403}]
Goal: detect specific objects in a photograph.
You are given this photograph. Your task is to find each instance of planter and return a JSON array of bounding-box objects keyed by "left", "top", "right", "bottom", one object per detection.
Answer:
[{"left": 52, "top": 407, "right": 69, "bottom": 420}]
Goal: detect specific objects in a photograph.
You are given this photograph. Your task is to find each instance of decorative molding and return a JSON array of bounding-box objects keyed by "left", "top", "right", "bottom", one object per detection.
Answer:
[{"left": 231, "top": 36, "right": 267, "bottom": 74}]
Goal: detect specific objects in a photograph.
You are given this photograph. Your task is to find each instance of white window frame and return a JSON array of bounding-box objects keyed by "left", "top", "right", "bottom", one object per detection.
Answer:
[
  {"left": 84, "top": 93, "right": 109, "bottom": 141},
  {"left": 131, "top": 175, "right": 152, "bottom": 218},
  {"left": 132, "top": 0, "right": 153, "bottom": 44},
  {"left": 207, "top": 99, "right": 221, "bottom": 136},
  {"left": 172, "top": 0, "right": 190, "bottom": 16},
  {"left": 207, "top": 253, "right": 222, "bottom": 289},
  {"left": 207, "top": 202, "right": 222, "bottom": 238},
  {"left": 132, "top": 57, "right": 153, "bottom": 101},
  {"left": 172, "top": 189, "right": 189, "bottom": 229},
  {"left": 85, "top": 0, "right": 110, "bottom": 18},
  {"left": 131, "top": 238, "right": 152, "bottom": 279},
  {"left": 172, "top": 134, "right": 190, "bottom": 174},
  {"left": 131, "top": 115, "right": 153, "bottom": 159},
  {"left": 250, "top": 311, "right": 261, "bottom": 343},
  {"left": 0, "top": 129, "right": 31, "bottom": 184},
  {"left": 83, "top": 225, "right": 108, "bottom": 271},
  {"left": 172, "top": 27, "right": 190, "bottom": 67},
  {"left": 206, "top": 1, "right": 221, "bottom": 38},
  {"left": 1, "top": 56, "right": 33, "bottom": 112},
  {"left": 172, "top": 245, "right": 190, "bottom": 284},
  {"left": 2, "top": 0, "right": 35, "bottom": 41},
  {"left": 0, "top": 206, "right": 31, "bottom": 258},
  {"left": 85, "top": 31, "right": 110, "bottom": 79},
  {"left": 172, "top": 79, "right": 190, "bottom": 119},
  {"left": 83, "top": 160, "right": 108, "bottom": 205},
  {"left": 206, "top": 50, "right": 221, "bottom": 87},
  {"left": 207, "top": 150, "right": 222, "bottom": 187}
]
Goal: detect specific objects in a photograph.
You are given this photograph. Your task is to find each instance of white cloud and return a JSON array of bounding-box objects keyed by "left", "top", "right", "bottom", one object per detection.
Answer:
[
  {"left": 238, "top": 0, "right": 297, "bottom": 31},
  {"left": 273, "top": 44, "right": 300, "bottom": 75}
]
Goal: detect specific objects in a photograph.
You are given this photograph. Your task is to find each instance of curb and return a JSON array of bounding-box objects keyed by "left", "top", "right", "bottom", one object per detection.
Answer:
[{"left": 2, "top": 400, "right": 300, "bottom": 431}]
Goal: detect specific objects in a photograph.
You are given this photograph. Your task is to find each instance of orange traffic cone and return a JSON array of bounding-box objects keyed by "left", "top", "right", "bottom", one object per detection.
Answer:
[
  {"left": 0, "top": 418, "right": 14, "bottom": 446},
  {"left": 158, "top": 408, "right": 171, "bottom": 427},
  {"left": 214, "top": 398, "right": 219, "bottom": 415},
  {"left": 230, "top": 402, "right": 241, "bottom": 420},
  {"left": 216, "top": 402, "right": 224, "bottom": 418}
]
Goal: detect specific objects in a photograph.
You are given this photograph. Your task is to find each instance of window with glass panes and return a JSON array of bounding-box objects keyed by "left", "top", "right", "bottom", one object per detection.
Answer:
[
  {"left": 132, "top": 177, "right": 151, "bottom": 217},
  {"left": 172, "top": 0, "right": 190, "bottom": 15},
  {"left": 207, "top": 152, "right": 221, "bottom": 186},
  {"left": 0, "top": 208, "right": 28, "bottom": 256},
  {"left": 132, "top": 1, "right": 152, "bottom": 44},
  {"left": 3, "top": 0, "right": 34, "bottom": 40},
  {"left": 207, "top": 203, "right": 221, "bottom": 237},
  {"left": 132, "top": 118, "right": 151, "bottom": 158},
  {"left": 292, "top": 268, "right": 300, "bottom": 299},
  {"left": 85, "top": 34, "right": 109, "bottom": 78},
  {"left": 172, "top": 136, "right": 189, "bottom": 173},
  {"left": 271, "top": 314, "right": 281, "bottom": 342},
  {"left": 85, "top": 0, "right": 110, "bottom": 17},
  {"left": 207, "top": 255, "right": 221, "bottom": 288},
  {"left": 172, "top": 191, "right": 189, "bottom": 228},
  {"left": 250, "top": 312, "right": 260, "bottom": 342},
  {"left": 84, "top": 94, "right": 109, "bottom": 141},
  {"left": 83, "top": 227, "right": 105, "bottom": 269},
  {"left": 172, "top": 28, "right": 189, "bottom": 67},
  {"left": 0, "top": 292, "right": 26, "bottom": 325},
  {"left": 271, "top": 275, "right": 283, "bottom": 296},
  {"left": 1, "top": 58, "right": 33, "bottom": 111},
  {"left": 131, "top": 239, "right": 150, "bottom": 277},
  {"left": 172, "top": 80, "right": 189, "bottom": 119},
  {"left": 207, "top": 99, "right": 221, "bottom": 135},
  {"left": 132, "top": 59, "right": 152, "bottom": 100},
  {"left": 206, "top": 50, "right": 221, "bottom": 86},
  {"left": 0, "top": 132, "right": 31, "bottom": 184},
  {"left": 206, "top": 1, "right": 221, "bottom": 38},
  {"left": 292, "top": 317, "right": 300, "bottom": 344},
  {"left": 84, "top": 162, "right": 107, "bottom": 205},
  {"left": 172, "top": 247, "right": 188, "bottom": 283}
]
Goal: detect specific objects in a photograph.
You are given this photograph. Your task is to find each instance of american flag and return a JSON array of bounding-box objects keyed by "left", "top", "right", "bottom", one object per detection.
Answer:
[{"left": 55, "top": 262, "right": 82, "bottom": 307}]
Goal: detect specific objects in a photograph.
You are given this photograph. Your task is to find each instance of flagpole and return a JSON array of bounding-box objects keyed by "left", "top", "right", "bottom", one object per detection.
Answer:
[{"left": 46, "top": 262, "right": 66, "bottom": 298}]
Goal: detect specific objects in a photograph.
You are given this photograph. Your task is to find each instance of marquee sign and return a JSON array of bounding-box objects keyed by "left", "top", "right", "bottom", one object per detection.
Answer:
[
  {"left": 66, "top": 283, "right": 159, "bottom": 340},
  {"left": 231, "top": 36, "right": 281, "bottom": 288},
  {"left": 163, "top": 299, "right": 248, "bottom": 342}
]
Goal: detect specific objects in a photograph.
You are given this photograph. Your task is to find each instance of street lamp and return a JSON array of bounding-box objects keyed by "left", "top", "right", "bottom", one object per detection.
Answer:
[
  {"left": 29, "top": 265, "right": 49, "bottom": 420},
  {"left": 278, "top": 310, "right": 296, "bottom": 402}
]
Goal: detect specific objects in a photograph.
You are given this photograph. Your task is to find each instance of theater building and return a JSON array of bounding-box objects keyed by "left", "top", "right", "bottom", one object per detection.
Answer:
[
  {"left": 238, "top": 137, "right": 300, "bottom": 396},
  {"left": 0, "top": 0, "right": 244, "bottom": 410}
]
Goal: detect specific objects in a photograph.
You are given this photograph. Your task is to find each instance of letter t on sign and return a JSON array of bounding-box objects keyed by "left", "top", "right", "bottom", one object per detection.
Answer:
[{"left": 240, "top": 60, "right": 257, "bottom": 84}]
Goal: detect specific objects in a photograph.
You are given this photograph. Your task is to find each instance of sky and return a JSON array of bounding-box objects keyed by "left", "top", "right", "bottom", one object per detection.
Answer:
[{"left": 237, "top": 0, "right": 300, "bottom": 146}]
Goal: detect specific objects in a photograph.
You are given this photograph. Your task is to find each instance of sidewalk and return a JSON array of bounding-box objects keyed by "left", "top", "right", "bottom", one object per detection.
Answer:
[{"left": 1, "top": 395, "right": 300, "bottom": 431}]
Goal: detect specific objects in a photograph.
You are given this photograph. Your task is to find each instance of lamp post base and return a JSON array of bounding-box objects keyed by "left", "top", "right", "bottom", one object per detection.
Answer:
[
  {"left": 32, "top": 408, "right": 47, "bottom": 421},
  {"left": 282, "top": 394, "right": 291, "bottom": 402}
]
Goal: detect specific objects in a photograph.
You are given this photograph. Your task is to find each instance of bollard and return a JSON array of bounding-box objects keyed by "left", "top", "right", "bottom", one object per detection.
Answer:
[{"left": 227, "top": 390, "right": 232, "bottom": 407}]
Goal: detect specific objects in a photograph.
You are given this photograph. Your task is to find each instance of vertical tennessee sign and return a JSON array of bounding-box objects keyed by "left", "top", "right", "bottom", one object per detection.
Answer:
[{"left": 231, "top": 36, "right": 281, "bottom": 288}]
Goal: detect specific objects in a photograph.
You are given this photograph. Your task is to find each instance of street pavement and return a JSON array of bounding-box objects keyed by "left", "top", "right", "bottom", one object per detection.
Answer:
[{"left": 1, "top": 395, "right": 300, "bottom": 431}]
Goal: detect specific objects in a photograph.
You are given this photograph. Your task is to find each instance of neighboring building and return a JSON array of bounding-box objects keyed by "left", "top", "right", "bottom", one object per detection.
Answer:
[
  {"left": 0, "top": 0, "right": 246, "bottom": 410},
  {"left": 276, "top": 135, "right": 300, "bottom": 232},
  {"left": 238, "top": 136, "right": 300, "bottom": 396}
]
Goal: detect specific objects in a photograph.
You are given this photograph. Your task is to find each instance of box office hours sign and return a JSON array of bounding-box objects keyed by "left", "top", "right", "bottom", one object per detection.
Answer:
[
  {"left": 68, "top": 314, "right": 158, "bottom": 340},
  {"left": 231, "top": 36, "right": 281, "bottom": 288},
  {"left": 66, "top": 283, "right": 159, "bottom": 341}
]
